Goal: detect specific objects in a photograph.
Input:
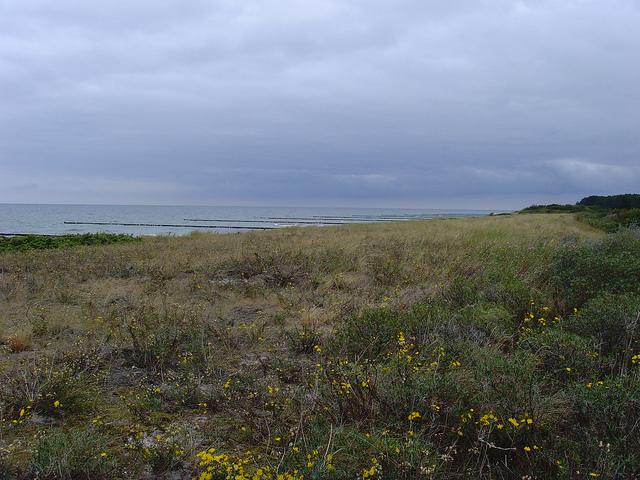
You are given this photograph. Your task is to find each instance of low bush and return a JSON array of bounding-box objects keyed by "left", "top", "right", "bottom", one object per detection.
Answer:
[
  {"left": 0, "top": 347, "right": 103, "bottom": 420},
  {"left": 551, "top": 228, "right": 640, "bottom": 307},
  {"left": 563, "top": 372, "right": 640, "bottom": 477},
  {"left": 564, "top": 294, "right": 640, "bottom": 361},
  {"left": 334, "top": 302, "right": 451, "bottom": 359},
  {"left": 118, "top": 305, "right": 208, "bottom": 371},
  {"left": 0, "top": 233, "right": 138, "bottom": 252},
  {"left": 222, "top": 249, "right": 313, "bottom": 287},
  {"left": 0, "top": 457, "right": 15, "bottom": 480},
  {"left": 576, "top": 208, "right": 640, "bottom": 232},
  {"left": 30, "top": 427, "right": 115, "bottom": 479}
]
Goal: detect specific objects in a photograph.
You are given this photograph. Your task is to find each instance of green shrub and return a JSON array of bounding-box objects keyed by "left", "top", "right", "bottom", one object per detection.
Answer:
[
  {"left": 334, "top": 302, "right": 450, "bottom": 359},
  {"left": 30, "top": 427, "right": 115, "bottom": 479},
  {"left": 121, "top": 305, "right": 207, "bottom": 371},
  {"left": 565, "top": 294, "right": 640, "bottom": 359},
  {"left": 457, "top": 347, "right": 544, "bottom": 413},
  {"left": 285, "top": 325, "right": 323, "bottom": 354},
  {"left": 364, "top": 238, "right": 408, "bottom": 285},
  {"left": 552, "top": 229, "right": 640, "bottom": 307},
  {"left": 521, "top": 203, "right": 584, "bottom": 213},
  {"left": 0, "top": 348, "right": 102, "bottom": 419},
  {"left": 317, "top": 247, "right": 356, "bottom": 273},
  {"left": 444, "top": 262, "right": 543, "bottom": 317},
  {"left": 286, "top": 413, "right": 441, "bottom": 479},
  {"left": 562, "top": 372, "right": 640, "bottom": 477},
  {"left": 519, "top": 328, "right": 602, "bottom": 381},
  {"left": 454, "top": 303, "right": 516, "bottom": 339},
  {"left": 442, "top": 277, "right": 480, "bottom": 308},
  {"left": 376, "top": 360, "right": 467, "bottom": 426},
  {"left": 575, "top": 209, "right": 640, "bottom": 232},
  {"left": 334, "top": 307, "right": 398, "bottom": 358},
  {"left": 0, "top": 457, "right": 15, "bottom": 480},
  {"left": 479, "top": 273, "right": 537, "bottom": 316},
  {"left": 0, "top": 233, "right": 138, "bottom": 252}
]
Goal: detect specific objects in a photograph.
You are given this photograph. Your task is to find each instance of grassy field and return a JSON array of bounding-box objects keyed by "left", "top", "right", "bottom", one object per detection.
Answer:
[
  {"left": 521, "top": 198, "right": 640, "bottom": 233},
  {"left": 1, "top": 214, "right": 639, "bottom": 479}
]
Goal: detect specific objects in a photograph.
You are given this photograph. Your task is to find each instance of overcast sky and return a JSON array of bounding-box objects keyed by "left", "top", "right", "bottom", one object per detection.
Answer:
[{"left": 1, "top": 0, "right": 639, "bottom": 208}]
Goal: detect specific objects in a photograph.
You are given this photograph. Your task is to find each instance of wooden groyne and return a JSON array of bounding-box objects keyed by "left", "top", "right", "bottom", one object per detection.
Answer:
[{"left": 63, "top": 221, "right": 277, "bottom": 230}]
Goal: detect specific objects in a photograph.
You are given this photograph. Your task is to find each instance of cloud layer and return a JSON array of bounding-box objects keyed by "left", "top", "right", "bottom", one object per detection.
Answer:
[{"left": 1, "top": 0, "right": 639, "bottom": 207}]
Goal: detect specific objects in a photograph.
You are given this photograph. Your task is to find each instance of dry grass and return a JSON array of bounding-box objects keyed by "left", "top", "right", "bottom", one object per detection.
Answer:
[
  {"left": 4, "top": 333, "right": 31, "bottom": 353},
  {"left": 2, "top": 213, "right": 624, "bottom": 479},
  {"left": 0, "top": 213, "right": 599, "bottom": 338}
]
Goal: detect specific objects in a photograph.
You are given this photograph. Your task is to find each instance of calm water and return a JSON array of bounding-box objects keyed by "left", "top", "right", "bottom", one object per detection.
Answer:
[{"left": 0, "top": 204, "right": 503, "bottom": 236}]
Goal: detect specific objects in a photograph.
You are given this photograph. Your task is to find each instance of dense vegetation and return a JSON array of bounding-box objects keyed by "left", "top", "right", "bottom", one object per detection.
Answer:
[
  {"left": 0, "top": 233, "right": 138, "bottom": 252},
  {"left": 1, "top": 215, "right": 639, "bottom": 479},
  {"left": 574, "top": 208, "right": 640, "bottom": 232},
  {"left": 521, "top": 194, "right": 640, "bottom": 232},
  {"left": 519, "top": 204, "right": 583, "bottom": 214},
  {"left": 577, "top": 194, "right": 640, "bottom": 209}
]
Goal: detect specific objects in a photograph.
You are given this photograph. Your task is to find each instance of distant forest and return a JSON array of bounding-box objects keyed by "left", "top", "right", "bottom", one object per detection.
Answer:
[{"left": 577, "top": 194, "right": 640, "bottom": 209}]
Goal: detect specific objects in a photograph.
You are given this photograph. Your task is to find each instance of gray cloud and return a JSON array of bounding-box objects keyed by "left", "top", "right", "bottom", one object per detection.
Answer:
[{"left": 1, "top": 0, "right": 639, "bottom": 208}]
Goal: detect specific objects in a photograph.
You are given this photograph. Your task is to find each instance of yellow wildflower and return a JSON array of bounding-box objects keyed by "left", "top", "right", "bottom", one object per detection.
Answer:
[{"left": 408, "top": 411, "right": 421, "bottom": 421}]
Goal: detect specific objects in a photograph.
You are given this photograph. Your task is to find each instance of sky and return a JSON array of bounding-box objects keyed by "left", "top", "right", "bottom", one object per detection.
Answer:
[{"left": 1, "top": 0, "right": 639, "bottom": 209}]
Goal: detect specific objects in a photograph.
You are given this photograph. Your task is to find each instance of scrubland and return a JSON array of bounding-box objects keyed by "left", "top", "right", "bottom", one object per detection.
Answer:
[{"left": 1, "top": 214, "right": 640, "bottom": 479}]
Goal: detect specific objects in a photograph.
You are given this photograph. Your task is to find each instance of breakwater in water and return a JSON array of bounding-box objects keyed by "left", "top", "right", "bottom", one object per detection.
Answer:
[{"left": 0, "top": 204, "right": 503, "bottom": 236}]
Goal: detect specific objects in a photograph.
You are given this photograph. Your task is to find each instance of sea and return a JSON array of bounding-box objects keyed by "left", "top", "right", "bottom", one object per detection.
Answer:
[{"left": 0, "top": 204, "right": 504, "bottom": 236}]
